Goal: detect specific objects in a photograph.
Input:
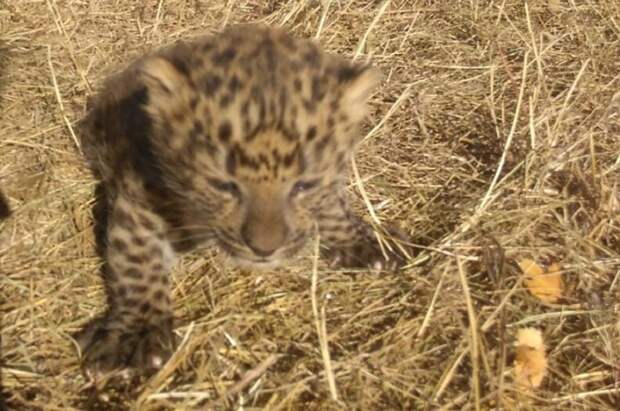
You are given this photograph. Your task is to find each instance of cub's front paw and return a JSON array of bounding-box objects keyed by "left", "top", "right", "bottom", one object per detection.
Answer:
[
  {"left": 75, "top": 315, "right": 175, "bottom": 379},
  {"left": 324, "top": 224, "right": 413, "bottom": 271}
]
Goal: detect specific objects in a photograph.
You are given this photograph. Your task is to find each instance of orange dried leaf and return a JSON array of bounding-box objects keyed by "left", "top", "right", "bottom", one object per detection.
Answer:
[
  {"left": 518, "top": 259, "right": 563, "bottom": 304},
  {"left": 514, "top": 328, "right": 547, "bottom": 389}
]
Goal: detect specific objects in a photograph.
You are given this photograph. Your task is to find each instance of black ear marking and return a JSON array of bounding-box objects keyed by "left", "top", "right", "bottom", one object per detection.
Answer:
[
  {"left": 336, "top": 63, "right": 368, "bottom": 83},
  {"left": 140, "top": 57, "right": 189, "bottom": 96},
  {"left": 333, "top": 61, "right": 382, "bottom": 123},
  {"left": 339, "top": 63, "right": 381, "bottom": 99}
]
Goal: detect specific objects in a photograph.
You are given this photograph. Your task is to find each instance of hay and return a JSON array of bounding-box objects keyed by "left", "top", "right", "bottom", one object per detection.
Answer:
[{"left": 1, "top": 0, "right": 619, "bottom": 409}]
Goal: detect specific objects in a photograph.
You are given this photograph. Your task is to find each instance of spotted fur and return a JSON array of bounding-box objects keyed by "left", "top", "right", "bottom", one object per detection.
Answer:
[{"left": 77, "top": 24, "right": 412, "bottom": 377}]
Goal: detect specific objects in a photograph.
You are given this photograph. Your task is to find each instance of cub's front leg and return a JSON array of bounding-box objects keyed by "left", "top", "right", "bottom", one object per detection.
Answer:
[
  {"left": 317, "top": 192, "right": 413, "bottom": 271},
  {"left": 76, "top": 195, "right": 176, "bottom": 378}
]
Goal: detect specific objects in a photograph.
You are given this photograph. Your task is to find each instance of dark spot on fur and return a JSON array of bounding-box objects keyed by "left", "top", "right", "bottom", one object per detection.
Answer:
[
  {"left": 303, "top": 99, "right": 316, "bottom": 113},
  {"left": 302, "top": 48, "right": 320, "bottom": 68},
  {"left": 123, "top": 297, "right": 139, "bottom": 307},
  {"left": 283, "top": 148, "right": 299, "bottom": 168},
  {"left": 189, "top": 120, "right": 204, "bottom": 142},
  {"left": 117, "top": 286, "right": 127, "bottom": 298},
  {"left": 293, "top": 78, "right": 302, "bottom": 92},
  {"left": 114, "top": 208, "right": 136, "bottom": 229},
  {"left": 258, "top": 100, "right": 266, "bottom": 123},
  {"left": 111, "top": 238, "right": 127, "bottom": 251},
  {"left": 226, "top": 150, "right": 237, "bottom": 175},
  {"left": 130, "top": 284, "right": 149, "bottom": 294},
  {"left": 125, "top": 268, "right": 143, "bottom": 279},
  {"left": 147, "top": 245, "right": 163, "bottom": 260},
  {"left": 311, "top": 75, "right": 325, "bottom": 101},
  {"left": 269, "top": 100, "right": 277, "bottom": 118},
  {"left": 149, "top": 273, "right": 162, "bottom": 282},
  {"left": 263, "top": 40, "right": 277, "bottom": 80},
  {"left": 139, "top": 302, "right": 152, "bottom": 314},
  {"left": 218, "top": 121, "right": 232, "bottom": 142},
  {"left": 169, "top": 56, "right": 192, "bottom": 79},
  {"left": 103, "top": 265, "right": 117, "bottom": 282},
  {"left": 243, "top": 118, "right": 252, "bottom": 134},
  {"left": 241, "top": 99, "right": 250, "bottom": 116},
  {"left": 201, "top": 42, "right": 214, "bottom": 53},
  {"left": 280, "top": 34, "right": 296, "bottom": 51},
  {"left": 154, "top": 290, "right": 165, "bottom": 301},
  {"left": 138, "top": 215, "right": 156, "bottom": 231},
  {"left": 203, "top": 74, "right": 222, "bottom": 95},
  {"left": 250, "top": 85, "right": 261, "bottom": 100},
  {"left": 127, "top": 253, "right": 145, "bottom": 264},
  {"left": 335, "top": 151, "right": 345, "bottom": 166},
  {"left": 190, "top": 96, "right": 199, "bottom": 110},
  {"left": 171, "top": 110, "right": 185, "bottom": 123},
  {"left": 314, "top": 135, "right": 331, "bottom": 157},
  {"left": 306, "top": 126, "right": 317, "bottom": 141},
  {"left": 279, "top": 88, "right": 287, "bottom": 109},
  {"left": 327, "top": 116, "right": 335, "bottom": 128},
  {"left": 228, "top": 75, "right": 242, "bottom": 94},
  {"left": 219, "top": 93, "right": 233, "bottom": 108},
  {"left": 214, "top": 47, "right": 237, "bottom": 66},
  {"left": 229, "top": 144, "right": 260, "bottom": 171}
]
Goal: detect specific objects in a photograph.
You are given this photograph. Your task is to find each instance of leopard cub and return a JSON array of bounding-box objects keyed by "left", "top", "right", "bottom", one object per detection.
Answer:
[{"left": 77, "top": 24, "right": 412, "bottom": 377}]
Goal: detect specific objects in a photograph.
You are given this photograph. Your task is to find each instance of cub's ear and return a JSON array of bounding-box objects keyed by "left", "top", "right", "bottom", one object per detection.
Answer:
[
  {"left": 139, "top": 57, "right": 190, "bottom": 113},
  {"left": 337, "top": 62, "right": 382, "bottom": 122}
]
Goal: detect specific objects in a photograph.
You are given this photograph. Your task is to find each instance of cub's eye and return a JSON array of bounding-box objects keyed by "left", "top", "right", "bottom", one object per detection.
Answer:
[
  {"left": 208, "top": 178, "right": 241, "bottom": 197},
  {"left": 290, "top": 178, "right": 320, "bottom": 197}
]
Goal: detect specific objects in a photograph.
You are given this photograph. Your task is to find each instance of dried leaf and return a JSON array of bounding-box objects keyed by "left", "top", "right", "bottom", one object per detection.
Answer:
[
  {"left": 514, "top": 328, "right": 547, "bottom": 388},
  {"left": 518, "top": 259, "right": 563, "bottom": 304}
]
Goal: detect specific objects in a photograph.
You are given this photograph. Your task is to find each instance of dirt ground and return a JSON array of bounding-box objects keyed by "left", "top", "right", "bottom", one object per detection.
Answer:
[{"left": 1, "top": 1, "right": 619, "bottom": 410}]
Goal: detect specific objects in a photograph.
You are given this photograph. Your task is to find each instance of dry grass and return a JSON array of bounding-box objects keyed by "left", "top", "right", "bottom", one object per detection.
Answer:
[{"left": 1, "top": 1, "right": 619, "bottom": 410}]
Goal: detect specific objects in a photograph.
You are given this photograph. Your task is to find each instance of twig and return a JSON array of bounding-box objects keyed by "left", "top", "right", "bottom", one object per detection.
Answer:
[
  {"left": 434, "top": 343, "right": 469, "bottom": 401},
  {"left": 457, "top": 257, "right": 481, "bottom": 411},
  {"left": 315, "top": 0, "right": 333, "bottom": 39},
  {"left": 478, "top": 51, "right": 529, "bottom": 212},
  {"left": 136, "top": 322, "right": 197, "bottom": 408},
  {"left": 311, "top": 226, "right": 339, "bottom": 401},
  {"left": 551, "top": 59, "right": 590, "bottom": 146},
  {"left": 362, "top": 83, "right": 413, "bottom": 143},
  {"left": 351, "top": 156, "right": 381, "bottom": 227},
  {"left": 200, "top": 354, "right": 282, "bottom": 410},
  {"left": 47, "top": 45, "right": 82, "bottom": 152},
  {"left": 354, "top": 0, "right": 391, "bottom": 61},
  {"left": 552, "top": 388, "right": 620, "bottom": 402},
  {"left": 418, "top": 265, "right": 448, "bottom": 338},
  {"left": 45, "top": 0, "right": 92, "bottom": 92}
]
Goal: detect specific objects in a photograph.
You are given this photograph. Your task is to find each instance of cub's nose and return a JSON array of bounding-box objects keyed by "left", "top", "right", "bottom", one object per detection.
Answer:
[
  {"left": 241, "top": 217, "right": 289, "bottom": 258},
  {"left": 246, "top": 243, "right": 276, "bottom": 257}
]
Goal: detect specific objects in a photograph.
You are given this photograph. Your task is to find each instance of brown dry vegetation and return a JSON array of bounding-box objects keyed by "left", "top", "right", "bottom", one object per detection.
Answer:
[{"left": 1, "top": 1, "right": 619, "bottom": 410}]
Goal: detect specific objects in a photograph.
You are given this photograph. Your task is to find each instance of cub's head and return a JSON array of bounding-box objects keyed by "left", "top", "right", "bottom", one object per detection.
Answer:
[{"left": 139, "top": 25, "right": 380, "bottom": 267}]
